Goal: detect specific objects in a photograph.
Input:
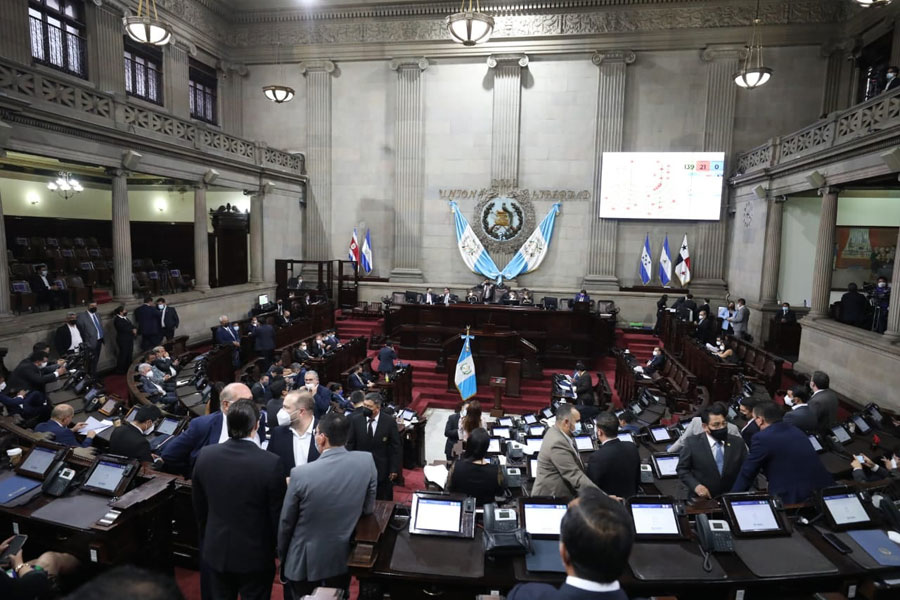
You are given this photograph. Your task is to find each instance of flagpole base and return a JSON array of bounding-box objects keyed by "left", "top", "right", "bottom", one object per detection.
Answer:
[
  {"left": 581, "top": 274, "right": 619, "bottom": 292},
  {"left": 389, "top": 268, "right": 425, "bottom": 284}
]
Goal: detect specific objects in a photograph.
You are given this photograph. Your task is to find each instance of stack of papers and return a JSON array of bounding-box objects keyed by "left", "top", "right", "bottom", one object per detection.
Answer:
[
  {"left": 423, "top": 464, "right": 449, "bottom": 489},
  {"left": 82, "top": 417, "right": 113, "bottom": 435},
  {"left": 705, "top": 343, "right": 719, "bottom": 353}
]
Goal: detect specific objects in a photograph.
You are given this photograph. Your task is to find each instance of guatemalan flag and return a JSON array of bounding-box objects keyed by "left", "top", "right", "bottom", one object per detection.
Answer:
[
  {"left": 674, "top": 234, "right": 691, "bottom": 286},
  {"left": 348, "top": 228, "right": 361, "bottom": 266},
  {"left": 658, "top": 235, "right": 672, "bottom": 286},
  {"left": 501, "top": 203, "right": 561, "bottom": 280},
  {"left": 449, "top": 201, "right": 501, "bottom": 280},
  {"left": 639, "top": 235, "right": 652, "bottom": 285},
  {"left": 360, "top": 229, "right": 374, "bottom": 274},
  {"left": 454, "top": 332, "right": 477, "bottom": 401}
]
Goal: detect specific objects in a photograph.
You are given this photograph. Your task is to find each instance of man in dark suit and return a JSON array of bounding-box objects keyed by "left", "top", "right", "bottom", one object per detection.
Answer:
[
  {"left": 251, "top": 374, "right": 273, "bottom": 405},
  {"left": 775, "top": 302, "right": 797, "bottom": 324},
  {"left": 54, "top": 312, "right": 84, "bottom": 357},
  {"left": 481, "top": 279, "right": 495, "bottom": 304},
  {"left": 782, "top": 386, "right": 817, "bottom": 433},
  {"left": 643, "top": 347, "right": 665, "bottom": 376},
  {"left": 572, "top": 362, "right": 594, "bottom": 407},
  {"left": 507, "top": 489, "right": 631, "bottom": 600},
  {"left": 215, "top": 315, "right": 242, "bottom": 368},
  {"left": 376, "top": 343, "right": 397, "bottom": 378},
  {"left": 840, "top": 283, "right": 869, "bottom": 328},
  {"left": 35, "top": 404, "right": 96, "bottom": 447},
  {"left": 9, "top": 351, "right": 66, "bottom": 397},
  {"left": 677, "top": 402, "right": 747, "bottom": 500},
  {"left": 192, "top": 399, "right": 286, "bottom": 600},
  {"left": 574, "top": 289, "right": 590, "bottom": 303},
  {"left": 0, "top": 385, "right": 50, "bottom": 421},
  {"left": 731, "top": 401, "right": 834, "bottom": 504},
  {"left": 134, "top": 296, "right": 162, "bottom": 351},
  {"left": 109, "top": 405, "right": 161, "bottom": 463},
  {"left": 276, "top": 309, "right": 294, "bottom": 328},
  {"left": 884, "top": 65, "right": 900, "bottom": 93},
  {"left": 738, "top": 397, "right": 760, "bottom": 447},
  {"left": 113, "top": 306, "right": 137, "bottom": 374},
  {"left": 347, "top": 365, "right": 373, "bottom": 392},
  {"left": 75, "top": 302, "right": 104, "bottom": 374},
  {"left": 808, "top": 371, "right": 839, "bottom": 434},
  {"left": 423, "top": 287, "right": 436, "bottom": 305},
  {"left": 698, "top": 298, "right": 711, "bottom": 321},
  {"left": 250, "top": 316, "right": 276, "bottom": 369},
  {"left": 346, "top": 395, "right": 401, "bottom": 500},
  {"left": 152, "top": 345, "right": 180, "bottom": 377},
  {"left": 266, "top": 390, "right": 319, "bottom": 479},
  {"left": 157, "top": 298, "right": 179, "bottom": 342},
  {"left": 302, "top": 370, "right": 334, "bottom": 419},
  {"left": 139, "top": 363, "right": 178, "bottom": 407},
  {"left": 293, "top": 341, "right": 312, "bottom": 362},
  {"left": 683, "top": 293, "right": 698, "bottom": 320},
  {"left": 587, "top": 412, "right": 640, "bottom": 498},
  {"left": 441, "top": 287, "right": 454, "bottom": 306},
  {"left": 444, "top": 409, "right": 461, "bottom": 461},
  {"left": 694, "top": 310, "right": 716, "bottom": 345},
  {"left": 30, "top": 266, "right": 68, "bottom": 310}
]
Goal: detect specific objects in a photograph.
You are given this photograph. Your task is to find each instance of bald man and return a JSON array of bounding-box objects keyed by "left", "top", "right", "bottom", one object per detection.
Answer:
[
  {"left": 160, "top": 383, "right": 267, "bottom": 476},
  {"left": 35, "top": 404, "right": 96, "bottom": 447}
]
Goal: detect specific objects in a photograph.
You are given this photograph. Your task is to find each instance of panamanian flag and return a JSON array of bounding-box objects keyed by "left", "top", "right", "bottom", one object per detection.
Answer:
[
  {"left": 455, "top": 332, "right": 477, "bottom": 401},
  {"left": 674, "top": 234, "right": 691, "bottom": 286}
]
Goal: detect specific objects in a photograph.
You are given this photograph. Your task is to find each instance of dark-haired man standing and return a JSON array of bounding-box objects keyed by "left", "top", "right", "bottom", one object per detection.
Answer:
[
  {"left": 587, "top": 412, "right": 641, "bottom": 498},
  {"left": 676, "top": 402, "right": 747, "bottom": 500}
]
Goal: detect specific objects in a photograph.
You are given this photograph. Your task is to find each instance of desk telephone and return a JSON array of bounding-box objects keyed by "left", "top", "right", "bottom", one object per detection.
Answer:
[
  {"left": 42, "top": 462, "right": 78, "bottom": 497},
  {"left": 503, "top": 467, "right": 523, "bottom": 488},
  {"left": 483, "top": 503, "right": 518, "bottom": 533},
  {"left": 696, "top": 514, "right": 734, "bottom": 553},
  {"left": 640, "top": 464, "right": 654, "bottom": 483}
]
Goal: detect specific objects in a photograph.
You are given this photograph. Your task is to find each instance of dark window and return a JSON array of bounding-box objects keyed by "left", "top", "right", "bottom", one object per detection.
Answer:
[
  {"left": 28, "top": 0, "right": 86, "bottom": 78},
  {"left": 189, "top": 59, "right": 218, "bottom": 124},
  {"left": 857, "top": 31, "right": 893, "bottom": 104},
  {"left": 124, "top": 39, "right": 163, "bottom": 105}
]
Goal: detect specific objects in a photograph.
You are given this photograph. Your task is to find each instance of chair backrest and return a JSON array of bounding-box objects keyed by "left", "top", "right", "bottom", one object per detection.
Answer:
[
  {"left": 391, "top": 291, "right": 406, "bottom": 305},
  {"left": 67, "top": 276, "right": 85, "bottom": 288},
  {"left": 132, "top": 259, "right": 144, "bottom": 269},
  {"left": 61, "top": 248, "right": 74, "bottom": 257},
  {"left": 88, "top": 248, "right": 101, "bottom": 257},
  {"left": 148, "top": 270, "right": 159, "bottom": 280},
  {"left": 15, "top": 237, "right": 28, "bottom": 247},
  {"left": 29, "top": 236, "right": 45, "bottom": 248},
  {"left": 170, "top": 269, "right": 181, "bottom": 278},
  {"left": 596, "top": 300, "right": 616, "bottom": 314},
  {"left": 10, "top": 264, "right": 31, "bottom": 278},
  {"left": 46, "top": 237, "right": 59, "bottom": 247},
  {"left": 53, "top": 278, "right": 66, "bottom": 289},
  {"left": 80, "top": 261, "right": 95, "bottom": 271},
  {"left": 542, "top": 296, "right": 557, "bottom": 309},
  {"left": 73, "top": 237, "right": 85, "bottom": 247}
]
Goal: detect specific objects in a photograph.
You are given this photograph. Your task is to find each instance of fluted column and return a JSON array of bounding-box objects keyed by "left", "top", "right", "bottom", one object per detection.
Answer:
[
  {"left": 809, "top": 187, "right": 840, "bottom": 318},
  {"left": 193, "top": 185, "right": 210, "bottom": 291},
  {"left": 584, "top": 50, "right": 635, "bottom": 290},
  {"left": 165, "top": 42, "right": 192, "bottom": 120},
  {"left": 696, "top": 46, "right": 743, "bottom": 286},
  {"left": 487, "top": 54, "right": 528, "bottom": 186},
  {"left": 0, "top": 188, "right": 13, "bottom": 319},
  {"left": 883, "top": 226, "right": 900, "bottom": 342},
  {"left": 759, "top": 196, "right": 786, "bottom": 304},
  {"left": 249, "top": 193, "right": 264, "bottom": 284},
  {"left": 110, "top": 169, "right": 132, "bottom": 301},
  {"left": 0, "top": 0, "right": 31, "bottom": 65},
  {"left": 299, "top": 60, "right": 335, "bottom": 262},
  {"left": 217, "top": 62, "right": 248, "bottom": 137},
  {"left": 389, "top": 57, "right": 429, "bottom": 283},
  {"left": 87, "top": 2, "right": 126, "bottom": 96}
]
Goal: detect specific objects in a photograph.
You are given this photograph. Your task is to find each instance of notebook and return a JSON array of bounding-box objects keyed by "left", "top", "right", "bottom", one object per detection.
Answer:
[
  {"left": 847, "top": 529, "right": 900, "bottom": 567},
  {"left": 0, "top": 476, "right": 42, "bottom": 504}
]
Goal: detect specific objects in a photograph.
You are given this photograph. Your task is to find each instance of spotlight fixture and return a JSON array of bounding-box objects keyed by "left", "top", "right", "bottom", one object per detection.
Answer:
[
  {"left": 47, "top": 172, "right": 83, "bottom": 200},
  {"left": 123, "top": 0, "right": 172, "bottom": 46},
  {"left": 447, "top": 0, "right": 494, "bottom": 46}
]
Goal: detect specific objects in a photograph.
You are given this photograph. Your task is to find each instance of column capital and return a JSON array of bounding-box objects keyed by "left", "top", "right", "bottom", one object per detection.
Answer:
[
  {"left": 700, "top": 45, "right": 746, "bottom": 63},
  {"left": 217, "top": 60, "right": 248, "bottom": 78},
  {"left": 390, "top": 57, "right": 429, "bottom": 72},
  {"left": 818, "top": 186, "right": 841, "bottom": 197},
  {"left": 299, "top": 60, "right": 336, "bottom": 75},
  {"left": 487, "top": 54, "right": 529, "bottom": 69},
  {"left": 105, "top": 167, "right": 129, "bottom": 179},
  {"left": 591, "top": 50, "right": 635, "bottom": 66},
  {"left": 774, "top": 195, "right": 788, "bottom": 204}
]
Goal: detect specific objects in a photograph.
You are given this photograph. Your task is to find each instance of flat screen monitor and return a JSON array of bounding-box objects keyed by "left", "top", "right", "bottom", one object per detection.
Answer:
[
  {"left": 258, "top": 294, "right": 269, "bottom": 306},
  {"left": 628, "top": 499, "right": 682, "bottom": 539},
  {"left": 487, "top": 438, "right": 501, "bottom": 454},
  {"left": 822, "top": 490, "right": 871, "bottom": 530},
  {"left": 649, "top": 426, "right": 672, "bottom": 443},
  {"left": 125, "top": 406, "right": 138, "bottom": 422},
  {"left": 542, "top": 407, "right": 554, "bottom": 419},
  {"left": 525, "top": 437, "right": 544, "bottom": 455},
  {"left": 573, "top": 435, "right": 594, "bottom": 451},
  {"left": 529, "top": 458, "right": 538, "bottom": 477},
  {"left": 523, "top": 414, "right": 538, "bottom": 425},
  {"left": 156, "top": 418, "right": 180, "bottom": 436},
  {"left": 401, "top": 409, "right": 416, "bottom": 421},
  {"left": 831, "top": 425, "right": 852, "bottom": 444},
  {"left": 808, "top": 435, "right": 824, "bottom": 453},
  {"left": 498, "top": 417, "right": 514, "bottom": 427},
  {"left": 617, "top": 432, "right": 635, "bottom": 444},
  {"left": 724, "top": 497, "right": 785, "bottom": 537},
  {"left": 529, "top": 424, "right": 546, "bottom": 437},
  {"left": 410, "top": 495, "right": 462, "bottom": 535},
  {"left": 492, "top": 427, "right": 511, "bottom": 439},
  {"left": 651, "top": 453, "right": 680, "bottom": 479},
  {"left": 17, "top": 446, "right": 60, "bottom": 480},
  {"left": 851, "top": 415, "right": 871, "bottom": 434},
  {"left": 521, "top": 500, "right": 568, "bottom": 538},
  {"left": 599, "top": 152, "right": 725, "bottom": 220},
  {"left": 866, "top": 404, "right": 883, "bottom": 423},
  {"left": 82, "top": 459, "right": 133, "bottom": 497}
]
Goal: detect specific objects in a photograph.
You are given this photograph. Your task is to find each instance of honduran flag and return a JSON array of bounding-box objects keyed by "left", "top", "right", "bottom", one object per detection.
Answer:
[{"left": 639, "top": 235, "right": 652, "bottom": 285}]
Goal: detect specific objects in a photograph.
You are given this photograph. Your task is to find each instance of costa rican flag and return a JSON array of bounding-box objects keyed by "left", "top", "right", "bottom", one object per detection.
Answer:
[{"left": 348, "top": 228, "right": 361, "bottom": 266}]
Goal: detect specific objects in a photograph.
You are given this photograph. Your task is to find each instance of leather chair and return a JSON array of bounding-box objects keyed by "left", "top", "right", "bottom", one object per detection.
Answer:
[{"left": 66, "top": 275, "right": 91, "bottom": 306}]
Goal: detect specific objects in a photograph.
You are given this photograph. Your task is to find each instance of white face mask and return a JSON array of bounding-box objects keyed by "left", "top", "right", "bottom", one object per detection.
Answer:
[
  {"left": 783, "top": 307, "right": 789, "bottom": 312},
  {"left": 143, "top": 424, "right": 155, "bottom": 436},
  {"left": 460, "top": 407, "right": 467, "bottom": 418},
  {"left": 300, "top": 345, "right": 307, "bottom": 351},
  {"left": 40, "top": 361, "right": 48, "bottom": 368},
  {"left": 41, "top": 270, "right": 48, "bottom": 276},
  {"left": 276, "top": 408, "right": 292, "bottom": 427},
  {"left": 158, "top": 304, "right": 165, "bottom": 309},
  {"left": 233, "top": 325, "right": 240, "bottom": 331},
  {"left": 892, "top": 458, "right": 898, "bottom": 470},
  {"left": 888, "top": 72, "right": 896, "bottom": 80},
  {"left": 784, "top": 395, "right": 794, "bottom": 407},
  {"left": 0, "top": 382, "right": 6, "bottom": 392},
  {"left": 305, "top": 383, "right": 315, "bottom": 392},
  {"left": 878, "top": 282, "right": 887, "bottom": 288}
]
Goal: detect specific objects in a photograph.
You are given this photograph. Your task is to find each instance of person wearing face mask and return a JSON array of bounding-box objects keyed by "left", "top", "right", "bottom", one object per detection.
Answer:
[
  {"left": 677, "top": 402, "right": 747, "bottom": 501},
  {"left": 75, "top": 301, "right": 104, "bottom": 374},
  {"left": 302, "top": 370, "right": 333, "bottom": 419},
  {"left": 731, "top": 401, "right": 834, "bottom": 504},
  {"left": 267, "top": 391, "right": 319, "bottom": 479},
  {"left": 694, "top": 309, "right": 716, "bottom": 345},
  {"left": 9, "top": 351, "right": 66, "bottom": 398},
  {"left": 139, "top": 363, "right": 178, "bottom": 407},
  {"left": 587, "top": 411, "right": 641, "bottom": 498},
  {"left": 346, "top": 395, "right": 402, "bottom": 500},
  {"left": 713, "top": 336, "right": 735, "bottom": 362},
  {"left": 215, "top": 315, "right": 242, "bottom": 368},
  {"left": 775, "top": 301, "right": 796, "bottom": 324},
  {"left": 30, "top": 265, "right": 69, "bottom": 310},
  {"left": 53, "top": 311, "right": 84, "bottom": 357},
  {"left": 884, "top": 65, "right": 900, "bottom": 93},
  {"left": 294, "top": 341, "right": 312, "bottom": 362},
  {"left": 782, "top": 385, "right": 816, "bottom": 433},
  {"left": 532, "top": 403, "right": 600, "bottom": 498},
  {"left": 109, "top": 405, "right": 162, "bottom": 463},
  {"left": 112, "top": 306, "right": 137, "bottom": 375},
  {"left": 134, "top": 296, "right": 162, "bottom": 351},
  {"left": 643, "top": 347, "right": 665, "bottom": 376},
  {"left": 873, "top": 276, "right": 891, "bottom": 333},
  {"left": 156, "top": 298, "right": 180, "bottom": 343}
]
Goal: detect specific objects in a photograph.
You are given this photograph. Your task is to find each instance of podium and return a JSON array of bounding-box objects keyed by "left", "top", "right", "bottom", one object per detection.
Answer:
[{"left": 489, "top": 376, "right": 506, "bottom": 417}]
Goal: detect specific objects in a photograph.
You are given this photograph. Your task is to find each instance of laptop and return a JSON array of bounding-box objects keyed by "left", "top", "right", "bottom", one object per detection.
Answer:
[{"left": 521, "top": 498, "right": 569, "bottom": 573}]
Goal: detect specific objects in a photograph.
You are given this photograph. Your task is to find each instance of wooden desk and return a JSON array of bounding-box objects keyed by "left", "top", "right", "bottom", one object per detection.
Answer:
[
  {"left": 440, "top": 329, "right": 536, "bottom": 396},
  {"left": 658, "top": 311, "right": 697, "bottom": 358},
  {"left": 680, "top": 338, "right": 740, "bottom": 404},
  {"left": 767, "top": 318, "right": 802, "bottom": 358}
]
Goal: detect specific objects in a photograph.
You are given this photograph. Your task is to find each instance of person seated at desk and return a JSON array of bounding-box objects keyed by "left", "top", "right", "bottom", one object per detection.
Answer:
[
  {"left": 839, "top": 282, "right": 869, "bottom": 328},
  {"left": 324, "top": 329, "right": 341, "bottom": 351},
  {"left": 446, "top": 427, "right": 506, "bottom": 505},
  {"left": 851, "top": 448, "right": 900, "bottom": 483},
  {"left": 152, "top": 345, "right": 180, "bottom": 377},
  {"left": 139, "top": 363, "right": 178, "bottom": 407},
  {"left": 423, "top": 287, "right": 437, "bottom": 305},
  {"left": 711, "top": 336, "right": 735, "bottom": 362},
  {"left": 775, "top": 302, "right": 797, "bottom": 324},
  {"left": 0, "top": 535, "right": 79, "bottom": 600},
  {"left": 617, "top": 411, "right": 641, "bottom": 437},
  {"left": 35, "top": 404, "right": 96, "bottom": 447},
  {"left": 441, "top": 287, "right": 455, "bottom": 306},
  {"left": 328, "top": 382, "right": 353, "bottom": 411},
  {"left": 676, "top": 402, "right": 747, "bottom": 501},
  {"left": 587, "top": 412, "right": 640, "bottom": 499},
  {"left": 308, "top": 335, "right": 327, "bottom": 358},
  {"left": 0, "top": 377, "right": 50, "bottom": 422},
  {"left": 731, "top": 401, "right": 834, "bottom": 504},
  {"left": 782, "top": 386, "right": 817, "bottom": 433},
  {"left": 508, "top": 489, "right": 632, "bottom": 600},
  {"left": 532, "top": 404, "right": 599, "bottom": 498},
  {"left": 737, "top": 396, "right": 760, "bottom": 447},
  {"left": 643, "top": 347, "right": 665, "bottom": 376},
  {"left": 347, "top": 365, "right": 374, "bottom": 392},
  {"left": 143, "top": 350, "right": 175, "bottom": 392},
  {"left": 109, "top": 404, "right": 162, "bottom": 463},
  {"left": 574, "top": 289, "right": 590, "bottom": 303},
  {"left": 521, "top": 288, "right": 534, "bottom": 306},
  {"left": 504, "top": 289, "right": 520, "bottom": 304},
  {"left": 694, "top": 310, "right": 716, "bottom": 345},
  {"left": 294, "top": 341, "right": 312, "bottom": 362},
  {"left": 9, "top": 351, "right": 66, "bottom": 399}
]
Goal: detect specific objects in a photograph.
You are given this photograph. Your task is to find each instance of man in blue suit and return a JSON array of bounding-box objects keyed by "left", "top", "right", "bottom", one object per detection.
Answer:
[
  {"left": 134, "top": 296, "right": 162, "bottom": 351},
  {"left": 35, "top": 404, "right": 96, "bottom": 447},
  {"left": 508, "top": 489, "right": 631, "bottom": 600},
  {"left": 267, "top": 390, "right": 319, "bottom": 479},
  {"left": 301, "top": 370, "right": 333, "bottom": 419},
  {"left": 731, "top": 401, "right": 833, "bottom": 504},
  {"left": 574, "top": 289, "right": 591, "bottom": 303},
  {"left": 215, "top": 315, "right": 242, "bottom": 368},
  {"left": 376, "top": 343, "right": 397, "bottom": 378},
  {"left": 161, "top": 383, "right": 266, "bottom": 476}
]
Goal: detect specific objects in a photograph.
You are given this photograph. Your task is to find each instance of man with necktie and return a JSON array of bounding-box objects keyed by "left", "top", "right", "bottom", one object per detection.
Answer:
[
  {"left": 215, "top": 315, "right": 242, "bottom": 368},
  {"left": 346, "top": 395, "right": 401, "bottom": 500},
  {"left": 676, "top": 402, "right": 747, "bottom": 500},
  {"left": 157, "top": 297, "right": 180, "bottom": 342},
  {"left": 75, "top": 301, "right": 104, "bottom": 374}
]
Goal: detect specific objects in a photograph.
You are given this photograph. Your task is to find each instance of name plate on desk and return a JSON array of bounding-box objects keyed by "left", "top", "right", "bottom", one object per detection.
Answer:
[{"left": 490, "top": 377, "right": 506, "bottom": 387}]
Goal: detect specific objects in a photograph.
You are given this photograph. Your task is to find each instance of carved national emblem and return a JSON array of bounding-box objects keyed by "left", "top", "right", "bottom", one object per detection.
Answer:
[{"left": 473, "top": 189, "right": 536, "bottom": 254}]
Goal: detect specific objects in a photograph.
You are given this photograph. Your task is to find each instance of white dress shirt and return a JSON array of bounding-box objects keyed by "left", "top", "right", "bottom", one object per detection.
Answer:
[
  {"left": 565, "top": 576, "right": 621, "bottom": 593},
  {"left": 66, "top": 323, "right": 83, "bottom": 351},
  {"left": 290, "top": 422, "right": 314, "bottom": 467}
]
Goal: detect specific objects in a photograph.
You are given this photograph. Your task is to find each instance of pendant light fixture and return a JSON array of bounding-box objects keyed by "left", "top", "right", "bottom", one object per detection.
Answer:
[
  {"left": 123, "top": 0, "right": 172, "bottom": 46},
  {"left": 47, "top": 172, "right": 83, "bottom": 200},
  {"left": 733, "top": 0, "right": 772, "bottom": 89},
  {"left": 263, "top": 42, "right": 295, "bottom": 104},
  {"left": 447, "top": 0, "right": 494, "bottom": 46},
  {"left": 855, "top": 0, "right": 892, "bottom": 7}
]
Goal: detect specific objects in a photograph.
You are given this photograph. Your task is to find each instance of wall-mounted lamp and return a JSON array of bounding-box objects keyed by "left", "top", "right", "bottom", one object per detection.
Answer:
[
  {"left": 154, "top": 197, "right": 168, "bottom": 212},
  {"left": 27, "top": 191, "right": 40, "bottom": 206}
]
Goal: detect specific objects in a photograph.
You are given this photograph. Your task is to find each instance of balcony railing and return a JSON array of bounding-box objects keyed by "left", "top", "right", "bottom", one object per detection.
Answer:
[
  {"left": 734, "top": 88, "right": 900, "bottom": 178},
  {"left": 0, "top": 58, "right": 305, "bottom": 177}
]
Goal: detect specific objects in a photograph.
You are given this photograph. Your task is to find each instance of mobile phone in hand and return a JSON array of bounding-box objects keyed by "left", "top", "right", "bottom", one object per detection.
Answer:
[{"left": 0, "top": 534, "right": 27, "bottom": 563}]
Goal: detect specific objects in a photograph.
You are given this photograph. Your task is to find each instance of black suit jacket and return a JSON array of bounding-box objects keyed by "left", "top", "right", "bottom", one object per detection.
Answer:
[
  {"left": 294, "top": 348, "right": 312, "bottom": 362},
  {"left": 9, "top": 360, "right": 56, "bottom": 394},
  {"left": 251, "top": 381, "right": 273, "bottom": 403},
  {"left": 676, "top": 433, "right": 747, "bottom": 498},
  {"left": 53, "top": 324, "right": 77, "bottom": 356},
  {"left": 251, "top": 324, "right": 276, "bottom": 351},
  {"left": 376, "top": 347, "right": 397, "bottom": 373},
  {"left": 114, "top": 315, "right": 136, "bottom": 341},
  {"left": 573, "top": 372, "right": 594, "bottom": 406},
  {"left": 840, "top": 291, "right": 869, "bottom": 325},
  {"left": 109, "top": 422, "right": 153, "bottom": 463},
  {"left": 191, "top": 439, "right": 287, "bottom": 573},
  {"left": 348, "top": 372, "right": 368, "bottom": 392},
  {"left": 586, "top": 439, "right": 641, "bottom": 498},
  {"left": 740, "top": 419, "right": 760, "bottom": 447},
  {"left": 134, "top": 304, "right": 160, "bottom": 337},
  {"left": 783, "top": 404, "right": 817, "bottom": 433},
  {"left": 695, "top": 318, "right": 717, "bottom": 345},
  {"left": 644, "top": 354, "right": 665, "bottom": 376},
  {"left": 508, "top": 582, "right": 629, "bottom": 600},
  {"left": 444, "top": 412, "right": 460, "bottom": 458},
  {"left": 160, "top": 306, "right": 179, "bottom": 333},
  {"left": 266, "top": 423, "right": 320, "bottom": 478},
  {"left": 775, "top": 309, "right": 797, "bottom": 324},
  {"left": 346, "top": 412, "right": 402, "bottom": 483}
]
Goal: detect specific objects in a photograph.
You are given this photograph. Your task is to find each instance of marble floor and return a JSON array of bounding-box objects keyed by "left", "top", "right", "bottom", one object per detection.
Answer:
[{"left": 422, "top": 407, "right": 453, "bottom": 463}]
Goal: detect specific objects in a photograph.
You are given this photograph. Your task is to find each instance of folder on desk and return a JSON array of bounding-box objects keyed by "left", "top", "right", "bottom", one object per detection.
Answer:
[
  {"left": 847, "top": 530, "right": 900, "bottom": 567},
  {"left": 0, "top": 475, "right": 41, "bottom": 504}
]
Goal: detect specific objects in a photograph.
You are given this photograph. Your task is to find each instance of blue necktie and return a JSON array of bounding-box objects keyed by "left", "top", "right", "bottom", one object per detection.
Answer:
[
  {"left": 714, "top": 442, "right": 725, "bottom": 476},
  {"left": 92, "top": 313, "right": 103, "bottom": 340}
]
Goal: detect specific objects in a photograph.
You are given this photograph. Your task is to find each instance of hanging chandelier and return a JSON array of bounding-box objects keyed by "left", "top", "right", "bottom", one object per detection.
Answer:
[
  {"left": 855, "top": 0, "right": 892, "bottom": 7},
  {"left": 47, "top": 172, "right": 83, "bottom": 200},
  {"left": 447, "top": 0, "right": 494, "bottom": 46},
  {"left": 263, "top": 43, "right": 295, "bottom": 103},
  {"left": 733, "top": 1, "right": 772, "bottom": 89},
  {"left": 123, "top": 0, "right": 172, "bottom": 46}
]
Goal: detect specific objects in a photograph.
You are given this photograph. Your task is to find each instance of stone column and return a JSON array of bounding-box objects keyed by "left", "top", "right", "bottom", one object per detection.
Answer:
[
  {"left": 882, "top": 226, "right": 900, "bottom": 342},
  {"left": 487, "top": 54, "right": 528, "bottom": 186},
  {"left": 110, "top": 169, "right": 133, "bottom": 301},
  {"left": 0, "top": 0, "right": 31, "bottom": 65},
  {"left": 695, "top": 46, "right": 743, "bottom": 288},
  {"left": 218, "top": 62, "right": 248, "bottom": 137},
  {"left": 759, "top": 196, "right": 786, "bottom": 305},
  {"left": 299, "top": 60, "right": 335, "bottom": 262},
  {"left": 165, "top": 42, "right": 192, "bottom": 120},
  {"left": 583, "top": 50, "right": 635, "bottom": 290},
  {"left": 389, "top": 57, "right": 429, "bottom": 283},
  {"left": 193, "top": 184, "right": 210, "bottom": 291},
  {"left": 87, "top": 2, "right": 126, "bottom": 96},
  {"left": 809, "top": 186, "right": 840, "bottom": 318},
  {"left": 0, "top": 188, "right": 13, "bottom": 319},
  {"left": 249, "top": 192, "right": 264, "bottom": 284},
  {"left": 821, "top": 41, "right": 850, "bottom": 115}
]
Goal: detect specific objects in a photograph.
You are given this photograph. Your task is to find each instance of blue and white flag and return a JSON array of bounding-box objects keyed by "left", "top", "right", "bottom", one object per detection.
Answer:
[
  {"left": 640, "top": 235, "right": 652, "bottom": 285},
  {"left": 455, "top": 332, "right": 477, "bottom": 401},
  {"left": 361, "top": 229, "right": 374, "bottom": 274},
  {"left": 449, "top": 201, "right": 501, "bottom": 280},
  {"left": 658, "top": 235, "right": 671, "bottom": 286},
  {"left": 501, "top": 203, "right": 561, "bottom": 280}
]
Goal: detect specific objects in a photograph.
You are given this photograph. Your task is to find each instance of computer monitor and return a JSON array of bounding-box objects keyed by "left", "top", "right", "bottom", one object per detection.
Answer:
[
  {"left": 81, "top": 455, "right": 138, "bottom": 497},
  {"left": 617, "top": 432, "right": 635, "bottom": 444},
  {"left": 648, "top": 426, "right": 673, "bottom": 444},
  {"left": 573, "top": 435, "right": 594, "bottom": 452},
  {"left": 651, "top": 453, "right": 680, "bottom": 479},
  {"left": 401, "top": 409, "right": 416, "bottom": 421},
  {"left": 523, "top": 414, "right": 538, "bottom": 425},
  {"left": 851, "top": 415, "right": 871, "bottom": 434},
  {"left": 124, "top": 406, "right": 139, "bottom": 423},
  {"left": 487, "top": 438, "right": 502, "bottom": 454},
  {"left": 156, "top": 417, "right": 180, "bottom": 436},
  {"left": 831, "top": 425, "right": 852, "bottom": 444},
  {"left": 542, "top": 407, "right": 554, "bottom": 419},
  {"left": 627, "top": 497, "right": 682, "bottom": 540},
  {"left": 524, "top": 437, "right": 544, "bottom": 455},
  {"left": 17, "top": 446, "right": 63, "bottom": 481},
  {"left": 820, "top": 487, "right": 872, "bottom": 531},
  {"left": 520, "top": 499, "right": 568, "bottom": 538},
  {"left": 492, "top": 427, "right": 511, "bottom": 439},
  {"left": 409, "top": 492, "right": 474, "bottom": 538},
  {"left": 258, "top": 294, "right": 269, "bottom": 306},
  {"left": 722, "top": 496, "right": 786, "bottom": 537},
  {"left": 498, "top": 417, "right": 514, "bottom": 427},
  {"left": 865, "top": 403, "right": 883, "bottom": 424},
  {"left": 529, "top": 424, "right": 546, "bottom": 437}
]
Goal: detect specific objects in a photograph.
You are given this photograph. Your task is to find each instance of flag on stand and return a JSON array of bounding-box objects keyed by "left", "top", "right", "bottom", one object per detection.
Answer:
[
  {"left": 455, "top": 329, "right": 477, "bottom": 401},
  {"left": 674, "top": 234, "right": 691, "bottom": 286},
  {"left": 659, "top": 235, "right": 672, "bottom": 286},
  {"left": 348, "top": 228, "right": 361, "bottom": 267},
  {"left": 639, "top": 235, "right": 652, "bottom": 285},
  {"left": 360, "top": 229, "right": 374, "bottom": 274}
]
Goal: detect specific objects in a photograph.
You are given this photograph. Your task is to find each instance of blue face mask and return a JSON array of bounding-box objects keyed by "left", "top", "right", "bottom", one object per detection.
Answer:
[{"left": 573, "top": 422, "right": 582, "bottom": 435}]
